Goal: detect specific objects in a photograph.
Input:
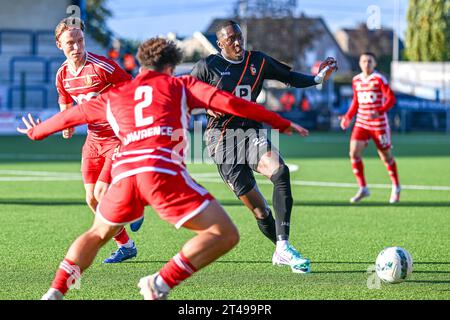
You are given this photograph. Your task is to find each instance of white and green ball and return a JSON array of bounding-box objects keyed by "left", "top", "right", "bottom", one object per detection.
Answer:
[{"left": 375, "top": 247, "right": 413, "bottom": 284}]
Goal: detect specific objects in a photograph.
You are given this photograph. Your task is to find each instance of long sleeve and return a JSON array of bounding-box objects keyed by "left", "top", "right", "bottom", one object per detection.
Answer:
[
  {"left": 378, "top": 79, "right": 396, "bottom": 114},
  {"left": 208, "top": 91, "right": 291, "bottom": 131},
  {"left": 345, "top": 84, "right": 359, "bottom": 121},
  {"left": 287, "top": 72, "right": 317, "bottom": 88},
  {"left": 27, "top": 96, "right": 107, "bottom": 140},
  {"left": 182, "top": 75, "right": 291, "bottom": 132}
]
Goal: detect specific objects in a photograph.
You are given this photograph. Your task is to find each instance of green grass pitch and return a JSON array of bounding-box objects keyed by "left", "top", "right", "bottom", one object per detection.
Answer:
[{"left": 0, "top": 132, "right": 449, "bottom": 300}]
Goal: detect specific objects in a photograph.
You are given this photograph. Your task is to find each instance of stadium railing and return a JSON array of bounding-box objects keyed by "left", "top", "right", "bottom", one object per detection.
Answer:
[{"left": 7, "top": 85, "right": 48, "bottom": 110}]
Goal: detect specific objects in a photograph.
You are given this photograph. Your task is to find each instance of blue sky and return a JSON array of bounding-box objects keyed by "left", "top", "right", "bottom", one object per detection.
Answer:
[{"left": 107, "top": 0, "right": 409, "bottom": 40}]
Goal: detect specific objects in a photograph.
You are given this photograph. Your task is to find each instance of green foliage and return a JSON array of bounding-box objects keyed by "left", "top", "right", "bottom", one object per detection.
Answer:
[
  {"left": 405, "top": 0, "right": 450, "bottom": 61},
  {"left": 85, "top": 0, "right": 113, "bottom": 47}
]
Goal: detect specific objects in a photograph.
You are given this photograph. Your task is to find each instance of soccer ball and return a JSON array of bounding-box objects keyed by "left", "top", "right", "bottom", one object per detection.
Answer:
[{"left": 375, "top": 247, "right": 413, "bottom": 283}]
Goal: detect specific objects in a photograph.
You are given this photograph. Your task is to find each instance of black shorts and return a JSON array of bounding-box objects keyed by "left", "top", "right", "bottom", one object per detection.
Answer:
[{"left": 205, "top": 127, "right": 277, "bottom": 197}]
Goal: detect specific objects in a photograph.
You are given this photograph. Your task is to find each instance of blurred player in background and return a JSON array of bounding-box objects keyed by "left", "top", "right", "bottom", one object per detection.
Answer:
[
  {"left": 18, "top": 37, "right": 308, "bottom": 300},
  {"left": 191, "top": 20, "right": 337, "bottom": 273},
  {"left": 340, "top": 52, "right": 400, "bottom": 203},
  {"left": 54, "top": 17, "right": 141, "bottom": 263}
]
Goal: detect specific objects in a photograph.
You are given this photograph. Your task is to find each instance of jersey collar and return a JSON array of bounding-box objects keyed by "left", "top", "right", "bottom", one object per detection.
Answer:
[
  {"left": 219, "top": 51, "right": 246, "bottom": 64},
  {"left": 67, "top": 52, "right": 88, "bottom": 77}
]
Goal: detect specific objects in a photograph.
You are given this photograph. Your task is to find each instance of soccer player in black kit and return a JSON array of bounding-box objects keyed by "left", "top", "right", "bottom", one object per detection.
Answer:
[{"left": 191, "top": 20, "right": 337, "bottom": 273}]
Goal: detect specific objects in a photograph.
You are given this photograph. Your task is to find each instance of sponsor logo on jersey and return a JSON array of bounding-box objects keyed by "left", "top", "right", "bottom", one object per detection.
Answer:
[
  {"left": 235, "top": 85, "right": 252, "bottom": 101},
  {"left": 220, "top": 71, "right": 231, "bottom": 76},
  {"left": 250, "top": 64, "right": 257, "bottom": 76}
]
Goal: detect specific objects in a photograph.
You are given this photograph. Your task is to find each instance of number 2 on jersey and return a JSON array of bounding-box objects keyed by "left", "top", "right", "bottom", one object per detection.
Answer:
[{"left": 135, "top": 86, "right": 154, "bottom": 127}]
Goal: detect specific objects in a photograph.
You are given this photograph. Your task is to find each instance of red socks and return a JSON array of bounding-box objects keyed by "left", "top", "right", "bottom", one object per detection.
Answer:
[
  {"left": 351, "top": 157, "right": 367, "bottom": 188},
  {"left": 385, "top": 159, "right": 400, "bottom": 187},
  {"left": 159, "top": 252, "right": 197, "bottom": 289},
  {"left": 113, "top": 227, "right": 130, "bottom": 246},
  {"left": 51, "top": 258, "right": 81, "bottom": 295}
]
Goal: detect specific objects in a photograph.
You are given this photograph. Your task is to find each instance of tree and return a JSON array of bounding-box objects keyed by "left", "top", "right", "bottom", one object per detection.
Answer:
[
  {"left": 405, "top": 0, "right": 449, "bottom": 61},
  {"left": 85, "top": 0, "right": 114, "bottom": 47}
]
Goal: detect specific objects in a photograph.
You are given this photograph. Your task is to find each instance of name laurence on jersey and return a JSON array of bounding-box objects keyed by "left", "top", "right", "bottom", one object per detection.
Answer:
[
  {"left": 345, "top": 72, "right": 396, "bottom": 131},
  {"left": 55, "top": 51, "right": 132, "bottom": 140},
  {"left": 28, "top": 70, "right": 291, "bottom": 184}
]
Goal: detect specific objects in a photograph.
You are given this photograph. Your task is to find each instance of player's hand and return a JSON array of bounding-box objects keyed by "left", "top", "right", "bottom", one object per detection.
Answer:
[
  {"left": 207, "top": 109, "right": 224, "bottom": 118},
  {"left": 62, "top": 127, "right": 74, "bottom": 139},
  {"left": 17, "top": 113, "right": 41, "bottom": 135},
  {"left": 319, "top": 57, "right": 338, "bottom": 82},
  {"left": 283, "top": 122, "right": 309, "bottom": 136},
  {"left": 339, "top": 116, "right": 350, "bottom": 130}
]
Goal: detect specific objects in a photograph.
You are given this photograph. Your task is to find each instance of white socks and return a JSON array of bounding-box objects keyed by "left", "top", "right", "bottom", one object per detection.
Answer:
[
  {"left": 276, "top": 240, "right": 289, "bottom": 251},
  {"left": 155, "top": 274, "right": 171, "bottom": 294},
  {"left": 119, "top": 239, "right": 134, "bottom": 248}
]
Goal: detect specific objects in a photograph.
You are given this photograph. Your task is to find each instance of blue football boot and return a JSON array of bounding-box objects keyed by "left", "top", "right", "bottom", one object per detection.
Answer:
[{"left": 103, "top": 242, "right": 137, "bottom": 263}]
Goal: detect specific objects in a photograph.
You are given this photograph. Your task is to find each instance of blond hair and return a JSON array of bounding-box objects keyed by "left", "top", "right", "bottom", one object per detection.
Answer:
[{"left": 55, "top": 17, "right": 85, "bottom": 41}]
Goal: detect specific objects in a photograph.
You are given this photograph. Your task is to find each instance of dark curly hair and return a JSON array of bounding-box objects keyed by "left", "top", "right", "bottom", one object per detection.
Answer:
[{"left": 137, "top": 38, "right": 183, "bottom": 72}]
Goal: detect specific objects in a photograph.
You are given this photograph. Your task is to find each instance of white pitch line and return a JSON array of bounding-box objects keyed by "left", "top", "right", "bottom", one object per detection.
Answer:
[
  {"left": 192, "top": 176, "right": 450, "bottom": 192},
  {"left": 1, "top": 169, "right": 449, "bottom": 191},
  {"left": 0, "top": 154, "right": 80, "bottom": 160},
  {"left": 0, "top": 170, "right": 80, "bottom": 177},
  {"left": 0, "top": 177, "right": 81, "bottom": 181}
]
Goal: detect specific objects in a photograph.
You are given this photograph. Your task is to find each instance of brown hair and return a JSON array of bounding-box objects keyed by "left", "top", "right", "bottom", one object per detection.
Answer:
[
  {"left": 55, "top": 17, "right": 85, "bottom": 41},
  {"left": 136, "top": 37, "right": 183, "bottom": 72},
  {"left": 360, "top": 52, "right": 377, "bottom": 60}
]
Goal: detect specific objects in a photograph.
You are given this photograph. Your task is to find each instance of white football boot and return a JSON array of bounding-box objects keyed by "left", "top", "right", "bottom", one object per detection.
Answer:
[
  {"left": 41, "top": 288, "right": 64, "bottom": 300},
  {"left": 272, "top": 243, "right": 311, "bottom": 273},
  {"left": 389, "top": 185, "right": 401, "bottom": 204},
  {"left": 350, "top": 187, "right": 370, "bottom": 203},
  {"left": 138, "top": 273, "right": 168, "bottom": 300}
]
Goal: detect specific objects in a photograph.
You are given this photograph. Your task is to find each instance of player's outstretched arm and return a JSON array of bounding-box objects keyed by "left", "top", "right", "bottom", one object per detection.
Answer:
[
  {"left": 183, "top": 75, "right": 308, "bottom": 136},
  {"left": 16, "top": 99, "right": 106, "bottom": 140}
]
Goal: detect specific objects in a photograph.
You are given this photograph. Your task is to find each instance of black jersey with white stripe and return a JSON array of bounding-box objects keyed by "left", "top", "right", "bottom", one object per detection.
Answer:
[{"left": 191, "top": 50, "right": 292, "bottom": 130}]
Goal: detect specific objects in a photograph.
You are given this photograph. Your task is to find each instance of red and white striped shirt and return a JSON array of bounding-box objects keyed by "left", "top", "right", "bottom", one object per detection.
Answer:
[
  {"left": 55, "top": 51, "right": 132, "bottom": 140},
  {"left": 345, "top": 71, "right": 396, "bottom": 131}
]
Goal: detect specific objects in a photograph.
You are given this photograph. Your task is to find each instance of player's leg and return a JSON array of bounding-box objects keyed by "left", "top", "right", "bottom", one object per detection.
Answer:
[
  {"left": 373, "top": 131, "right": 400, "bottom": 203},
  {"left": 349, "top": 127, "right": 371, "bottom": 202},
  {"left": 42, "top": 175, "right": 145, "bottom": 300},
  {"left": 239, "top": 187, "right": 277, "bottom": 244},
  {"left": 140, "top": 200, "right": 239, "bottom": 300},
  {"left": 95, "top": 152, "right": 137, "bottom": 263},
  {"left": 208, "top": 127, "right": 277, "bottom": 243},
  {"left": 255, "top": 149, "right": 310, "bottom": 273},
  {"left": 137, "top": 170, "right": 239, "bottom": 300},
  {"left": 81, "top": 139, "right": 102, "bottom": 214},
  {"left": 217, "top": 161, "right": 278, "bottom": 243},
  {"left": 41, "top": 215, "right": 123, "bottom": 300}
]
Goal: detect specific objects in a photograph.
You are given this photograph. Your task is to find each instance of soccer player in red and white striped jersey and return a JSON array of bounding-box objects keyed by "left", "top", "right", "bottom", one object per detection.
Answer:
[
  {"left": 341, "top": 52, "right": 400, "bottom": 203},
  {"left": 54, "top": 17, "right": 137, "bottom": 262},
  {"left": 18, "top": 37, "right": 308, "bottom": 300}
]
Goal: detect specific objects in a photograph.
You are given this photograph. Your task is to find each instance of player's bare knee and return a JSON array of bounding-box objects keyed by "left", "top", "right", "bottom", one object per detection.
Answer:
[
  {"left": 90, "top": 224, "right": 119, "bottom": 244},
  {"left": 222, "top": 223, "right": 240, "bottom": 250}
]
